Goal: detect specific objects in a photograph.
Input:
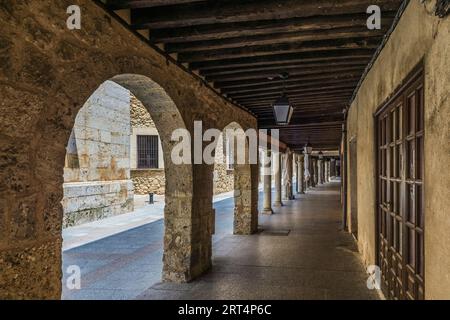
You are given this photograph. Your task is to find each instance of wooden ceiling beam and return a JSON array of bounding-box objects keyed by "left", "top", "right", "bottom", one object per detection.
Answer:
[
  {"left": 251, "top": 108, "right": 346, "bottom": 116},
  {"left": 190, "top": 49, "right": 374, "bottom": 70},
  {"left": 213, "top": 66, "right": 365, "bottom": 85},
  {"left": 206, "top": 64, "right": 366, "bottom": 82},
  {"left": 248, "top": 104, "right": 346, "bottom": 111},
  {"left": 242, "top": 99, "right": 350, "bottom": 109},
  {"left": 148, "top": 12, "right": 396, "bottom": 43},
  {"left": 177, "top": 38, "right": 379, "bottom": 63},
  {"left": 216, "top": 70, "right": 364, "bottom": 89},
  {"left": 229, "top": 84, "right": 358, "bottom": 100},
  {"left": 166, "top": 26, "right": 386, "bottom": 53},
  {"left": 222, "top": 77, "right": 361, "bottom": 95},
  {"left": 235, "top": 91, "right": 354, "bottom": 104},
  {"left": 258, "top": 115, "right": 344, "bottom": 127},
  {"left": 104, "top": 0, "right": 206, "bottom": 10},
  {"left": 130, "top": 0, "right": 402, "bottom": 29},
  {"left": 201, "top": 58, "right": 369, "bottom": 77},
  {"left": 257, "top": 108, "right": 343, "bottom": 115},
  {"left": 243, "top": 95, "right": 351, "bottom": 104}
]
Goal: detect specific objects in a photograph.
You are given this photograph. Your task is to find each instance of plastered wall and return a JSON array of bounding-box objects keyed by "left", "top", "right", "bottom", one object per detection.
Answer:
[{"left": 346, "top": 0, "right": 449, "bottom": 299}]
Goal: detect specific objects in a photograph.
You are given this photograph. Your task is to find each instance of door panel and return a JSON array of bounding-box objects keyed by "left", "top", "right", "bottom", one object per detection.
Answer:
[{"left": 376, "top": 67, "right": 424, "bottom": 300}]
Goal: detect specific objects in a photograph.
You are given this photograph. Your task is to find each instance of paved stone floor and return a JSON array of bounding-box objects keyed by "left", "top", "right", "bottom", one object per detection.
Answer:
[{"left": 62, "top": 181, "right": 379, "bottom": 300}]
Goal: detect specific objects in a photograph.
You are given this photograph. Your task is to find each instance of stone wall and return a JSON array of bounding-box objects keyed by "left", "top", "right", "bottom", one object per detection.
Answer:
[
  {"left": 62, "top": 81, "right": 133, "bottom": 227},
  {"left": 130, "top": 93, "right": 234, "bottom": 196},
  {"left": 131, "top": 169, "right": 165, "bottom": 195},
  {"left": 62, "top": 180, "right": 133, "bottom": 227},
  {"left": 130, "top": 94, "right": 155, "bottom": 128},
  {"left": 346, "top": 1, "right": 450, "bottom": 299},
  {"left": 129, "top": 93, "right": 166, "bottom": 195},
  {"left": 0, "top": 0, "right": 259, "bottom": 299}
]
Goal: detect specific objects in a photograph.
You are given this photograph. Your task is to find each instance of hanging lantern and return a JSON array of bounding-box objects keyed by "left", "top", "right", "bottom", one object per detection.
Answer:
[
  {"left": 304, "top": 142, "right": 313, "bottom": 155},
  {"left": 273, "top": 95, "right": 293, "bottom": 125},
  {"left": 272, "top": 72, "right": 293, "bottom": 126}
]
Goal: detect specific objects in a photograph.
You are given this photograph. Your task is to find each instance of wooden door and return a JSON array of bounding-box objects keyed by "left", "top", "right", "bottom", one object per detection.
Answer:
[{"left": 376, "top": 66, "right": 424, "bottom": 300}]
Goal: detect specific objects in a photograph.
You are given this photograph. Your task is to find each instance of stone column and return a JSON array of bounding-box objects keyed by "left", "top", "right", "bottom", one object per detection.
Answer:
[
  {"left": 298, "top": 154, "right": 305, "bottom": 194},
  {"left": 295, "top": 154, "right": 300, "bottom": 194},
  {"left": 326, "top": 160, "right": 330, "bottom": 182},
  {"left": 310, "top": 157, "right": 316, "bottom": 187},
  {"left": 318, "top": 159, "right": 324, "bottom": 184},
  {"left": 273, "top": 151, "right": 283, "bottom": 207},
  {"left": 322, "top": 159, "right": 326, "bottom": 183},
  {"left": 315, "top": 158, "right": 320, "bottom": 185},
  {"left": 303, "top": 152, "right": 310, "bottom": 190},
  {"left": 283, "top": 150, "right": 294, "bottom": 200},
  {"left": 293, "top": 153, "right": 298, "bottom": 194},
  {"left": 331, "top": 159, "right": 336, "bottom": 177},
  {"left": 262, "top": 149, "right": 273, "bottom": 214},
  {"left": 329, "top": 160, "right": 332, "bottom": 180}
]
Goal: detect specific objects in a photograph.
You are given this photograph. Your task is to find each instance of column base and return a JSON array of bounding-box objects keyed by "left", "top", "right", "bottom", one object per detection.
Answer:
[
  {"left": 273, "top": 201, "right": 283, "bottom": 207},
  {"left": 262, "top": 208, "right": 274, "bottom": 215}
]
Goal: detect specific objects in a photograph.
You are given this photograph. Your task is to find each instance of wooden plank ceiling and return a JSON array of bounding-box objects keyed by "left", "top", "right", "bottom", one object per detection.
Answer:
[{"left": 102, "top": 0, "right": 404, "bottom": 151}]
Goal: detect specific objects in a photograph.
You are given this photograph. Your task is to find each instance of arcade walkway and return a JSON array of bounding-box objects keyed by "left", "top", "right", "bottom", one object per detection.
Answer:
[{"left": 63, "top": 181, "right": 379, "bottom": 300}]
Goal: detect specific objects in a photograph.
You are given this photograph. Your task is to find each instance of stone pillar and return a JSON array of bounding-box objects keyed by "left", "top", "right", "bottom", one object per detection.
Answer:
[
  {"left": 295, "top": 154, "right": 300, "bottom": 194},
  {"left": 234, "top": 158, "right": 259, "bottom": 235},
  {"left": 273, "top": 151, "right": 283, "bottom": 207},
  {"left": 331, "top": 159, "right": 336, "bottom": 177},
  {"left": 262, "top": 149, "right": 273, "bottom": 214},
  {"left": 318, "top": 159, "right": 324, "bottom": 184},
  {"left": 326, "top": 160, "right": 330, "bottom": 182},
  {"left": 304, "top": 153, "right": 310, "bottom": 190},
  {"left": 329, "top": 160, "right": 332, "bottom": 180},
  {"left": 310, "top": 157, "right": 316, "bottom": 187},
  {"left": 322, "top": 159, "right": 326, "bottom": 183},
  {"left": 315, "top": 158, "right": 319, "bottom": 186},
  {"left": 293, "top": 153, "right": 298, "bottom": 194},
  {"left": 298, "top": 154, "right": 305, "bottom": 194},
  {"left": 283, "top": 150, "right": 294, "bottom": 200},
  {"left": 316, "top": 158, "right": 319, "bottom": 185}
]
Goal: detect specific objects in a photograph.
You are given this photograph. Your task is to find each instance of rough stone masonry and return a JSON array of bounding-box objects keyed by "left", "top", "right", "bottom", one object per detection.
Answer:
[{"left": 0, "top": 0, "right": 258, "bottom": 299}]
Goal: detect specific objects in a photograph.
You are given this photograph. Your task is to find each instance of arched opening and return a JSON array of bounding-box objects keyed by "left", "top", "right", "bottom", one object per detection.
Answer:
[
  {"left": 212, "top": 128, "right": 235, "bottom": 238},
  {"left": 60, "top": 75, "right": 193, "bottom": 299},
  {"left": 212, "top": 122, "right": 255, "bottom": 237}
]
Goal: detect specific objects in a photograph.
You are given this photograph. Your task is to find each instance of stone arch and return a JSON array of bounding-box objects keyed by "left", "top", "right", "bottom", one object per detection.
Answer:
[
  {"left": 0, "top": 2, "right": 258, "bottom": 298},
  {"left": 219, "top": 122, "right": 258, "bottom": 235},
  {"left": 106, "top": 75, "right": 195, "bottom": 283},
  {"left": 0, "top": 74, "right": 199, "bottom": 299}
]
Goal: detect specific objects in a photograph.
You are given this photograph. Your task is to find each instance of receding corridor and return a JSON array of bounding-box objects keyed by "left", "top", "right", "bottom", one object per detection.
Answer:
[
  {"left": 63, "top": 180, "right": 378, "bottom": 300},
  {"left": 2, "top": 1, "right": 449, "bottom": 301}
]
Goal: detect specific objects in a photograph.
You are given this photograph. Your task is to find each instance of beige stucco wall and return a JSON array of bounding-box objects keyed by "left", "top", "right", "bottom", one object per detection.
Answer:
[{"left": 347, "top": 0, "right": 449, "bottom": 299}]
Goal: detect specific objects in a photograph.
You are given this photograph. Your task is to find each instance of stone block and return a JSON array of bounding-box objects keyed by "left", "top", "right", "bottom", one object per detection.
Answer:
[
  {"left": 0, "top": 198, "right": 6, "bottom": 241},
  {"left": 9, "top": 195, "right": 37, "bottom": 240},
  {"left": 62, "top": 180, "right": 134, "bottom": 227},
  {"left": 0, "top": 239, "right": 62, "bottom": 299}
]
